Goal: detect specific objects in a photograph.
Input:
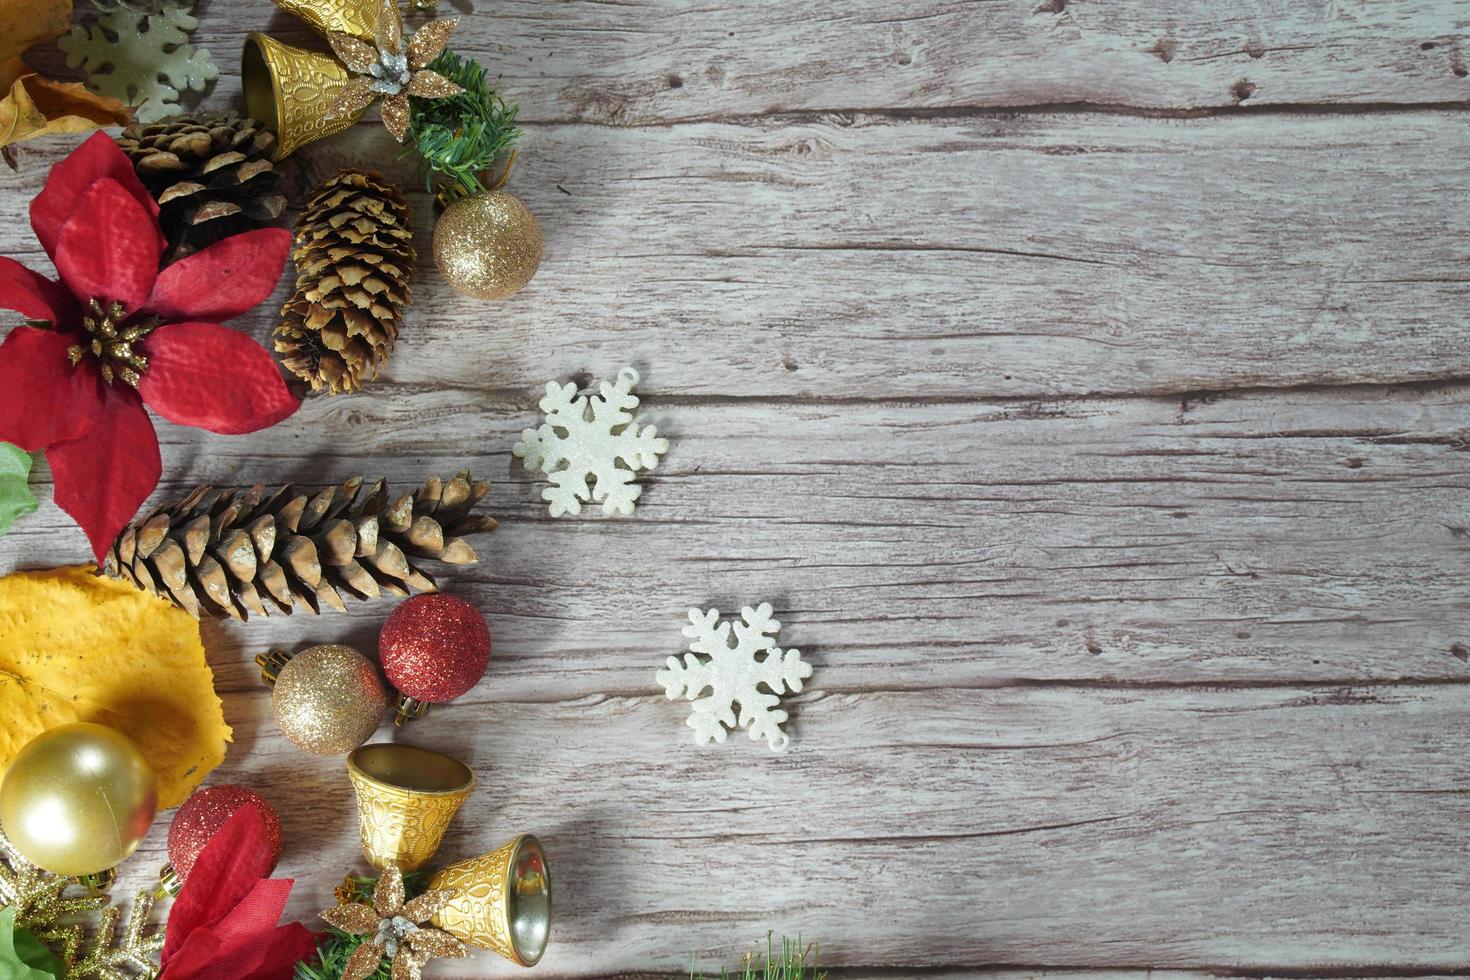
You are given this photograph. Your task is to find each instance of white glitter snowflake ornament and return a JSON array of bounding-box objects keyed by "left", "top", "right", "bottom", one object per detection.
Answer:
[
  {"left": 657, "top": 603, "right": 813, "bottom": 752},
  {"left": 513, "top": 367, "right": 669, "bottom": 517},
  {"left": 59, "top": 1, "right": 219, "bottom": 122}
]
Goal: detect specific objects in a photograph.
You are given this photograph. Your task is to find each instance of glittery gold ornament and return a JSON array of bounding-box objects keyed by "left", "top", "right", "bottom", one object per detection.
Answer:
[
  {"left": 0, "top": 723, "right": 158, "bottom": 877},
  {"left": 0, "top": 828, "right": 163, "bottom": 978},
  {"left": 432, "top": 191, "right": 542, "bottom": 300},
  {"left": 318, "top": 863, "right": 467, "bottom": 980},
  {"left": 258, "top": 645, "right": 388, "bottom": 755}
]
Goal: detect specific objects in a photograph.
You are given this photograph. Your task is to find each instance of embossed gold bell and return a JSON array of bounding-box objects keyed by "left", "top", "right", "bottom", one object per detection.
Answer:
[
  {"left": 243, "top": 33, "right": 363, "bottom": 161},
  {"left": 430, "top": 835, "right": 552, "bottom": 966},
  {"left": 272, "top": 0, "right": 380, "bottom": 38},
  {"left": 347, "top": 743, "right": 474, "bottom": 872}
]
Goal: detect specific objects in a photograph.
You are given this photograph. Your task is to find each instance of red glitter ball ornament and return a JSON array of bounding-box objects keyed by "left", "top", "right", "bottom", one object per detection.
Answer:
[
  {"left": 167, "top": 784, "right": 282, "bottom": 880},
  {"left": 379, "top": 593, "right": 491, "bottom": 702}
]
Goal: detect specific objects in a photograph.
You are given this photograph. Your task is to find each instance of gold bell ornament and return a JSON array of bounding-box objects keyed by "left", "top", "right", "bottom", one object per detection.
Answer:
[
  {"left": 258, "top": 645, "right": 389, "bottom": 755},
  {"left": 243, "top": 0, "right": 466, "bottom": 158},
  {"left": 241, "top": 0, "right": 380, "bottom": 160},
  {"left": 347, "top": 743, "right": 474, "bottom": 871},
  {"left": 0, "top": 723, "right": 158, "bottom": 887},
  {"left": 430, "top": 834, "right": 552, "bottom": 966}
]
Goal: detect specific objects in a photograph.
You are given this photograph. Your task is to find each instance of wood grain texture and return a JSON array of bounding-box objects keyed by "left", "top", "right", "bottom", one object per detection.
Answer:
[
  {"left": 95, "top": 685, "right": 1470, "bottom": 977},
  {"left": 6, "top": 385, "right": 1467, "bottom": 689},
  {"left": 4, "top": 108, "right": 1469, "bottom": 399},
  {"left": 1, "top": 0, "right": 1468, "bottom": 975},
  {"left": 69, "top": 0, "right": 1470, "bottom": 121}
]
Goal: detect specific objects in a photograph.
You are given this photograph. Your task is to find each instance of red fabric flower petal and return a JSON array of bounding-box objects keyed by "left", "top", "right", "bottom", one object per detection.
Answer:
[
  {"left": 161, "top": 808, "right": 316, "bottom": 980},
  {"left": 138, "top": 322, "right": 299, "bottom": 434},
  {"left": 46, "top": 385, "right": 160, "bottom": 562},
  {"left": 54, "top": 179, "right": 164, "bottom": 312},
  {"left": 0, "top": 257, "right": 75, "bottom": 325},
  {"left": 164, "top": 808, "right": 276, "bottom": 962},
  {"left": 238, "top": 923, "right": 320, "bottom": 980},
  {"left": 146, "top": 228, "right": 291, "bottom": 323},
  {"left": 30, "top": 131, "right": 158, "bottom": 262},
  {"left": 0, "top": 324, "right": 103, "bottom": 450}
]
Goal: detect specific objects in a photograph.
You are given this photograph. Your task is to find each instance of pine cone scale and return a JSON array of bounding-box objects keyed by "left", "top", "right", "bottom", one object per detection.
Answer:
[
  {"left": 104, "top": 475, "right": 493, "bottom": 620},
  {"left": 275, "top": 170, "right": 413, "bottom": 395},
  {"left": 117, "top": 111, "right": 286, "bottom": 263}
]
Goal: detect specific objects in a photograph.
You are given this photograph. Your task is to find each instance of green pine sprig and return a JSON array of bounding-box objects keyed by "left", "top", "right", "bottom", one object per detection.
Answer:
[
  {"left": 292, "top": 870, "right": 431, "bottom": 980},
  {"left": 406, "top": 48, "right": 521, "bottom": 203},
  {"left": 691, "top": 935, "right": 825, "bottom": 980}
]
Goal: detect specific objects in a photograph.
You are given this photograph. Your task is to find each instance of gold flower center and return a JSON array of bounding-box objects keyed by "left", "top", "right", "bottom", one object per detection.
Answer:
[{"left": 67, "top": 299, "right": 160, "bottom": 389}]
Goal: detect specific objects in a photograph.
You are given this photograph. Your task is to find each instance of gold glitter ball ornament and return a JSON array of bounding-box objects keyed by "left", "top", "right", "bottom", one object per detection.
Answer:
[
  {"left": 0, "top": 723, "right": 158, "bottom": 877},
  {"left": 432, "top": 191, "right": 543, "bottom": 300},
  {"left": 263, "top": 645, "right": 389, "bottom": 755}
]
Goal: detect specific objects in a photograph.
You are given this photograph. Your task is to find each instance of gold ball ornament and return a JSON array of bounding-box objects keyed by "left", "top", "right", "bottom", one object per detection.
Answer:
[
  {"left": 433, "top": 191, "right": 543, "bottom": 300},
  {"left": 0, "top": 723, "right": 158, "bottom": 876},
  {"left": 271, "top": 644, "right": 388, "bottom": 755}
]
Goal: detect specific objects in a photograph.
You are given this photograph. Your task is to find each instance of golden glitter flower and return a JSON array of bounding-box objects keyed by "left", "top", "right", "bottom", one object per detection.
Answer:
[
  {"left": 319, "top": 864, "right": 468, "bottom": 980},
  {"left": 325, "top": 0, "right": 463, "bottom": 142}
]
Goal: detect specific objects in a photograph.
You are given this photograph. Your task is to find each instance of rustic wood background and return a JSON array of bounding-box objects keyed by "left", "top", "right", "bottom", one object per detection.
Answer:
[{"left": 3, "top": 0, "right": 1469, "bottom": 976}]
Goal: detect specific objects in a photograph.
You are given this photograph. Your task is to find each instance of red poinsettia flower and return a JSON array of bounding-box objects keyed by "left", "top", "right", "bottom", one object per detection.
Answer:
[
  {"left": 0, "top": 131, "right": 298, "bottom": 561},
  {"left": 161, "top": 806, "right": 319, "bottom": 980}
]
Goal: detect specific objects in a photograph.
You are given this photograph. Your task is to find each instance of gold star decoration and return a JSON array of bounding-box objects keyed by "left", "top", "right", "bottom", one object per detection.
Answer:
[
  {"left": 325, "top": 0, "right": 463, "bottom": 141},
  {"left": 319, "top": 864, "right": 468, "bottom": 980}
]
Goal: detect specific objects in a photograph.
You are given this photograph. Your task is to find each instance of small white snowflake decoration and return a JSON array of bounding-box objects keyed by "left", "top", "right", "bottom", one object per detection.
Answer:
[
  {"left": 60, "top": 1, "right": 219, "bottom": 122},
  {"left": 513, "top": 367, "right": 669, "bottom": 517},
  {"left": 657, "top": 603, "right": 812, "bottom": 752}
]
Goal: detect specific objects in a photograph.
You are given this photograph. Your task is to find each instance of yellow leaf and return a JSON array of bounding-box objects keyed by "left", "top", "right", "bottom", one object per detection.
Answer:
[
  {"left": 0, "top": 74, "right": 133, "bottom": 150},
  {"left": 0, "top": 566, "right": 232, "bottom": 809},
  {"left": 0, "top": 0, "right": 73, "bottom": 92}
]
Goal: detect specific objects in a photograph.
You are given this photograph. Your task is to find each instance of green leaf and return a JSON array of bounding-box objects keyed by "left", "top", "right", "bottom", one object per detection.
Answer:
[
  {"left": 0, "top": 443, "right": 37, "bottom": 540},
  {"left": 0, "top": 907, "right": 62, "bottom": 980}
]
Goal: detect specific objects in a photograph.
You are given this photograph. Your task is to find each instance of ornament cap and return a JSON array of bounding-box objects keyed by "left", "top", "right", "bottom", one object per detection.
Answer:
[
  {"left": 78, "top": 867, "right": 117, "bottom": 895},
  {"left": 256, "top": 647, "right": 293, "bottom": 686},
  {"left": 392, "top": 694, "right": 430, "bottom": 726},
  {"left": 157, "top": 862, "right": 182, "bottom": 897}
]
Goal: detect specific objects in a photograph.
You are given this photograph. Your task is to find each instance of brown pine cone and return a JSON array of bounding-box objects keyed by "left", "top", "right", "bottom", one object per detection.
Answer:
[
  {"left": 274, "top": 170, "right": 415, "bottom": 395},
  {"left": 116, "top": 111, "right": 288, "bottom": 263},
  {"left": 104, "top": 473, "right": 496, "bottom": 620}
]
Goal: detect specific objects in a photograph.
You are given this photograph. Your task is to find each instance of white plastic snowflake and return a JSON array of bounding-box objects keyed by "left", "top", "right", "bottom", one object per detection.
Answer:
[
  {"left": 657, "top": 603, "right": 812, "bottom": 752},
  {"left": 60, "top": 2, "right": 219, "bottom": 122},
  {"left": 513, "top": 367, "right": 669, "bottom": 517}
]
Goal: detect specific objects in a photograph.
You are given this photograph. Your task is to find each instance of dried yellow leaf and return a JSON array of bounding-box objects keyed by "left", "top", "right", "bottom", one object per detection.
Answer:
[
  {"left": 0, "top": 566, "right": 231, "bottom": 808},
  {"left": 0, "top": 0, "right": 72, "bottom": 92},
  {"left": 0, "top": 0, "right": 133, "bottom": 150},
  {"left": 0, "top": 74, "right": 133, "bottom": 151}
]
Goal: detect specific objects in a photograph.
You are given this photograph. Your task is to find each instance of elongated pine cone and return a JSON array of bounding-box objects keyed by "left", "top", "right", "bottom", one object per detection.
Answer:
[
  {"left": 104, "top": 474, "right": 495, "bottom": 620},
  {"left": 275, "top": 170, "right": 414, "bottom": 395},
  {"left": 116, "top": 111, "right": 287, "bottom": 263}
]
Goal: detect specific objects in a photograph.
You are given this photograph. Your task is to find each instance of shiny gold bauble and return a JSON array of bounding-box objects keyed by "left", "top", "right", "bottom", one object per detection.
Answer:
[
  {"left": 272, "top": 644, "right": 388, "bottom": 755},
  {"left": 433, "top": 191, "right": 543, "bottom": 300},
  {"left": 0, "top": 723, "right": 158, "bottom": 876}
]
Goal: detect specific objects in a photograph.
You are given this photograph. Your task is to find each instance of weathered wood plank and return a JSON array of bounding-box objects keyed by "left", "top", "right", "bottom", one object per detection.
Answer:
[
  {"left": 4, "top": 384, "right": 1466, "bottom": 688},
  {"left": 6, "top": 109, "right": 1467, "bottom": 399},
  {"left": 101, "top": 685, "right": 1470, "bottom": 976},
  {"left": 60, "top": 0, "right": 1470, "bottom": 122}
]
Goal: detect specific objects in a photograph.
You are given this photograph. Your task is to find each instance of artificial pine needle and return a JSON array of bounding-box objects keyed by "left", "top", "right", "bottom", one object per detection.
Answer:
[{"left": 406, "top": 49, "right": 521, "bottom": 202}]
